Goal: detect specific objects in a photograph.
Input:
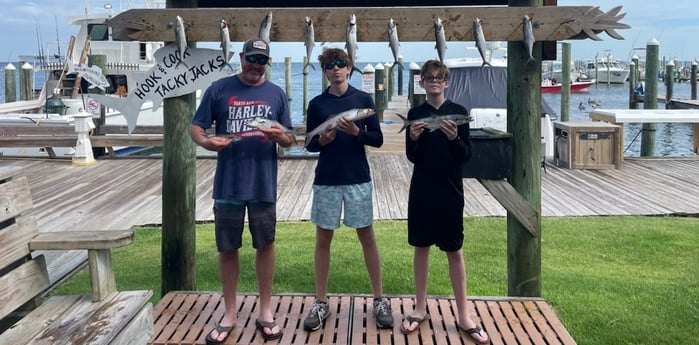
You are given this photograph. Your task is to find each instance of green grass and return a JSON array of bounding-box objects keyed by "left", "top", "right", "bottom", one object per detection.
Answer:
[{"left": 52, "top": 216, "right": 699, "bottom": 345}]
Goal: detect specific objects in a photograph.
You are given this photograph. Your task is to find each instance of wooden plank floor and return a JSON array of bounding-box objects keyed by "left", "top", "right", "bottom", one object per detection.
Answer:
[{"left": 151, "top": 292, "right": 576, "bottom": 345}]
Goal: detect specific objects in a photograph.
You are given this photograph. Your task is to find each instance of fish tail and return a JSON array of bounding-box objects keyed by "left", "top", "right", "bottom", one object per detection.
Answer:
[
  {"left": 396, "top": 113, "right": 409, "bottom": 133},
  {"left": 481, "top": 61, "right": 492, "bottom": 68}
]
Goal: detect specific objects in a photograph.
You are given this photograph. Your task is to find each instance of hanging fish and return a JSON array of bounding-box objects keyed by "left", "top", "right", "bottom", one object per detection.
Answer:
[
  {"left": 259, "top": 12, "right": 272, "bottom": 43},
  {"left": 303, "top": 17, "right": 316, "bottom": 73},
  {"left": 220, "top": 19, "right": 232, "bottom": 62},
  {"left": 434, "top": 17, "right": 447, "bottom": 63},
  {"left": 523, "top": 15, "right": 536, "bottom": 63},
  {"left": 387, "top": 18, "right": 402, "bottom": 71},
  {"left": 345, "top": 14, "right": 363, "bottom": 78},
  {"left": 473, "top": 18, "right": 491, "bottom": 67},
  {"left": 175, "top": 15, "right": 188, "bottom": 69}
]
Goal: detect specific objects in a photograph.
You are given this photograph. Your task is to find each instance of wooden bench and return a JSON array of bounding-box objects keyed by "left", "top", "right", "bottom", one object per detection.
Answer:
[{"left": 0, "top": 168, "right": 153, "bottom": 344}]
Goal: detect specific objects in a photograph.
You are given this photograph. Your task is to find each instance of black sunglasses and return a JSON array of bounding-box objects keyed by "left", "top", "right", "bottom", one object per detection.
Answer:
[
  {"left": 324, "top": 60, "right": 348, "bottom": 70},
  {"left": 245, "top": 55, "right": 269, "bottom": 65}
]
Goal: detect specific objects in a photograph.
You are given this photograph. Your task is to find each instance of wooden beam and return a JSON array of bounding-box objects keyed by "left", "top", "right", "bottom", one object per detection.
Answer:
[
  {"left": 478, "top": 179, "right": 538, "bottom": 237},
  {"left": 108, "top": 6, "right": 629, "bottom": 43}
]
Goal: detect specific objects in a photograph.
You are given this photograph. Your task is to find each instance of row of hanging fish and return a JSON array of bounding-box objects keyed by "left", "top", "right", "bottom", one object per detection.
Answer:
[{"left": 198, "top": 12, "right": 539, "bottom": 73}]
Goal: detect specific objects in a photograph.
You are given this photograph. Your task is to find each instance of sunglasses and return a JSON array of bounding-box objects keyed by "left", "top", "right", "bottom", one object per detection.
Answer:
[
  {"left": 423, "top": 76, "right": 446, "bottom": 82},
  {"left": 245, "top": 55, "right": 269, "bottom": 65},
  {"left": 324, "top": 60, "right": 348, "bottom": 70}
]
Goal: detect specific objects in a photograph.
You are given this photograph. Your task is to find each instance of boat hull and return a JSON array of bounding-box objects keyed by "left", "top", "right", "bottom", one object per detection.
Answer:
[{"left": 541, "top": 81, "right": 594, "bottom": 93}]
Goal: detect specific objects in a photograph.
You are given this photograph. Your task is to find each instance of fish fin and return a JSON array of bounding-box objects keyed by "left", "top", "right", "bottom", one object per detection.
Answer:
[{"left": 396, "top": 113, "right": 410, "bottom": 133}]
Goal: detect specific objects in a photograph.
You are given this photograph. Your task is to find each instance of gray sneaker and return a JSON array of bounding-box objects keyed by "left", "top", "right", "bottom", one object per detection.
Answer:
[
  {"left": 373, "top": 297, "right": 394, "bottom": 329},
  {"left": 304, "top": 300, "right": 330, "bottom": 331}
]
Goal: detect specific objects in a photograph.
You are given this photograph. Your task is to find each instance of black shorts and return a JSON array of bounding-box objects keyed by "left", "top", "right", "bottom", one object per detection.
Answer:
[
  {"left": 407, "top": 205, "right": 464, "bottom": 252},
  {"left": 213, "top": 201, "right": 276, "bottom": 252}
]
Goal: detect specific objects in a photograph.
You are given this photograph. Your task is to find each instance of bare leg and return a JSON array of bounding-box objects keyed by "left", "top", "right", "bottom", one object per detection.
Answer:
[
  {"left": 402, "top": 246, "right": 430, "bottom": 332},
  {"left": 447, "top": 249, "right": 488, "bottom": 343},
  {"left": 314, "top": 227, "right": 334, "bottom": 302},
  {"left": 210, "top": 251, "right": 239, "bottom": 342},
  {"left": 255, "top": 243, "right": 280, "bottom": 336},
  {"left": 356, "top": 225, "right": 382, "bottom": 297}
]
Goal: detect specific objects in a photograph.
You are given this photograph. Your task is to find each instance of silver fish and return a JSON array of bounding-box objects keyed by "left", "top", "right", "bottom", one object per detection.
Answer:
[
  {"left": 387, "top": 18, "right": 402, "bottom": 71},
  {"left": 175, "top": 15, "right": 188, "bottom": 69},
  {"left": 396, "top": 113, "right": 473, "bottom": 133},
  {"left": 244, "top": 117, "right": 293, "bottom": 132},
  {"left": 434, "top": 17, "right": 447, "bottom": 63},
  {"left": 345, "top": 14, "right": 363, "bottom": 78},
  {"left": 303, "top": 17, "right": 316, "bottom": 73},
  {"left": 473, "top": 18, "right": 491, "bottom": 68},
  {"left": 305, "top": 108, "right": 376, "bottom": 147},
  {"left": 208, "top": 133, "right": 242, "bottom": 141},
  {"left": 66, "top": 60, "right": 110, "bottom": 90},
  {"left": 220, "top": 19, "right": 232, "bottom": 62},
  {"left": 523, "top": 15, "right": 535, "bottom": 63},
  {"left": 259, "top": 12, "right": 272, "bottom": 43}
]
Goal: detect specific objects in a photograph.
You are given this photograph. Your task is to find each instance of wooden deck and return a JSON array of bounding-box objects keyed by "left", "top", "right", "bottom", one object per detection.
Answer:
[{"left": 151, "top": 292, "right": 575, "bottom": 345}]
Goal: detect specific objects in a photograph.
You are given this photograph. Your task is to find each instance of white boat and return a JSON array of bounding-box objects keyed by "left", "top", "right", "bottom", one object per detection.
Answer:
[
  {"left": 585, "top": 53, "right": 629, "bottom": 84},
  {"left": 443, "top": 45, "right": 557, "bottom": 158}
]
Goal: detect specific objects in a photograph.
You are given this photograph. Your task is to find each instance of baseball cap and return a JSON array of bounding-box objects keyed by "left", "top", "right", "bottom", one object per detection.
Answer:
[{"left": 243, "top": 38, "right": 270, "bottom": 57}]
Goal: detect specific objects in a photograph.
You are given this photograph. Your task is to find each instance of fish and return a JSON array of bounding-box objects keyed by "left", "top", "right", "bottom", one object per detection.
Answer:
[
  {"left": 259, "top": 12, "right": 272, "bottom": 43},
  {"left": 387, "top": 18, "right": 403, "bottom": 71},
  {"left": 88, "top": 45, "right": 229, "bottom": 134},
  {"left": 523, "top": 15, "right": 535, "bottom": 63},
  {"left": 220, "top": 19, "right": 232, "bottom": 62},
  {"left": 345, "top": 14, "right": 363, "bottom": 78},
  {"left": 305, "top": 108, "right": 376, "bottom": 147},
  {"left": 396, "top": 113, "right": 473, "bottom": 133},
  {"left": 434, "top": 17, "right": 447, "bottom": 63},
  {"left": 245, "top": 117, "right": 297, "bottom": 144},
  {"left": 303, "top": 17, "right": 316, "bottom": 73},
  {"left": 473, "top": 18, "right": 491, "bottom": 68},
  {"left": 66, "top": 60, "right": 110, "bottom": 90},
  {"left": 208, "top": 133, "right": 243, "bottom": 141},
  {"left": 175, "top": 15, "right": 188, "bottom": 69}
]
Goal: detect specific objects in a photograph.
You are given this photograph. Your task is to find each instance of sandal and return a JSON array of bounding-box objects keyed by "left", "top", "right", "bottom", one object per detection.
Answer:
[
  {"left": 255, "top": 319, "right": 283, "bottom": 340},
  {"left": 399, "top": 314, "right": 429, "bottom": 334},
  {"left": 205, "top": 323, "right": 234, "bottom": 345},
  {"left": 459, "top": 324, "right": 490, "bottom": 344}
]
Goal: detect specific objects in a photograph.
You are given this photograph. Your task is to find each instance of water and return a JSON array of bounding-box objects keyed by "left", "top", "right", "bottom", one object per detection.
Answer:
[{"left": 2, "top": 61, "right": 696, "bottom": 157}]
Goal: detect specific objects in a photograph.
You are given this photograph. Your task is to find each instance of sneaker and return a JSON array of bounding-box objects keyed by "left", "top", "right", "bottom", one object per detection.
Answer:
[
  {"left": 304, "top": 300, "right": 330, "bottom": 331},
  {"left": 373, "top": 297, "right": 394, "bottom": 329}
]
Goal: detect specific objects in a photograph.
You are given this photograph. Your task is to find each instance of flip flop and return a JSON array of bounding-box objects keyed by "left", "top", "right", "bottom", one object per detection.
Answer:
[
  {"left": 205, "top": 323, "right": 234, "bottom": 345},
  {"left": 459, "top": 324, "right": 490, "bottom": 344},
  {"left": 255, "top": 319, "right": 283, "bottom": 340},
  {"left": 399, "top": 314, "right": 429, "bottom": 334}
]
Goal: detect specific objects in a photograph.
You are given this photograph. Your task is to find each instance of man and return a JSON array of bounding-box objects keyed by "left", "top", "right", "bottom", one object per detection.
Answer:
[
  {"left": 302, "top": 47, "right": 393, "bottom": 332},
  {"left": 399, "top": 60, "right": 489, "bottom": 344},
  {"left": 190, "top": 38, "right": 294, "bottom": 345}
]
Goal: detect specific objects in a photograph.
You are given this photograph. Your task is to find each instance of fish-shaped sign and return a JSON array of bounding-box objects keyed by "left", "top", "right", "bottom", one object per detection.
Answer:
[
  {"left": 89, "top": 44, "right": 230, "bottom": 133},
  {"left": 66, "top": 60, "right": 111, "bottom": 90}
]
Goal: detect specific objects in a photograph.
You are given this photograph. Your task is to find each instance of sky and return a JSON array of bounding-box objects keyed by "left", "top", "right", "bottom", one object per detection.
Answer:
[{"left": 1, "top": 0, "right": 698, "bottom": 65}]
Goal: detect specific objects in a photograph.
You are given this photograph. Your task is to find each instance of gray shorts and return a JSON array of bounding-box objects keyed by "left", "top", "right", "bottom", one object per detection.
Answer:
[
  {"left": 213, "top": 201, "right": 276, "bottom": 252},
  {"left": 310, "top": 182, "right": 373, "bottom": 230}
]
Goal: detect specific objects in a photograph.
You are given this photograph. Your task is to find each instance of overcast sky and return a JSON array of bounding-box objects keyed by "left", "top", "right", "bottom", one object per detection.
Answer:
[{"left": 1, "top": 0, "right": 696, "bottom": 64}]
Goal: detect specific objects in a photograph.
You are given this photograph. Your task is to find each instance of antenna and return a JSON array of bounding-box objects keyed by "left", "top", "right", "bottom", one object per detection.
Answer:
[{"left": 54, "top": 16, "right": 62, "bottom": 64}]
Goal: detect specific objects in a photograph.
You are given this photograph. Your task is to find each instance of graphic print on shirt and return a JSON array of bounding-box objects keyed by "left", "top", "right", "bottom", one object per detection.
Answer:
[{"left": 226, "top": 96, "right": 274, "bottom": 140}]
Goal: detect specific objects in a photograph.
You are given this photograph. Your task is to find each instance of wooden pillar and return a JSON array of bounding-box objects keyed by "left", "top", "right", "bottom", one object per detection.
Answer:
[
  {"left": 285, "top": 57, "right": 293, "bottom": 112},
  {"left": 397, "top": 56, "right": 404, "bottom": 96},
  {"left": 560, "top": 42, "right": 571, "bottom": 122},
  {"left": 665, "top": 61, "right": 674, "bottom": 109},
  {"left": 690, "top": 61, "right": 697, "bottom": 100},
  {"left": 20, "top": 62, "right": 33, "bottom": 101},
  {"left": 374, "top": 63, "right": 386, "bottom": 122},
  {"left": 303, "top": 56, "right": 309, "bottom": 124},
  {"left": 506, "top": 0, "right": 542, "bottom": 298},
  {"left": 641, "top": 38, "right": 659, "bottom": 157},
  {"left": 87, "top": 55, "right": 107, "bottom": 133},
  {"left": 161, "top": 0, "right": 197, "bottom": 296},
  {"left": 628, "top": 58, "right": 638, "bottom": 109},
  {"left": 4, "top": 63, "right": 16, "bottom": 103}
]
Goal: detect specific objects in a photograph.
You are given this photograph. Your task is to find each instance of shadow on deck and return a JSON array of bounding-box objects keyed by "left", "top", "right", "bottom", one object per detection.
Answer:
[{"left": 151, "top": 292, "right": 576, "bottom": 345}]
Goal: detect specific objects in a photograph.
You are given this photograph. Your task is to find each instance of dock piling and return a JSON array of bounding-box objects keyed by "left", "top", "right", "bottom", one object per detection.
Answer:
[
  {"left": 641, "top": 38, "right": 660, "bottom": 157},
  {"left": 4, "top": 63, "right": 16, "bottom": 103}
]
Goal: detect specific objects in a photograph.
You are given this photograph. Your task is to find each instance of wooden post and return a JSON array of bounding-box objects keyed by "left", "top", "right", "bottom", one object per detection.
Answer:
[
  {"left": 665, "top": 61, "right": 674, "bottom": 109},
  {"left": 4, "top": 63, "right": 16, "bottom": 103},
  {"left": 628, "top": 61, "right": 637, "bottom": 109},
  {"left": 285, "top": 57, "right": 292, "bottom": 112},
  {"left": 641, "top": 38, "right": 659, "bottom": 157},
  {"left": 409, "top": 62, "right": 425, "bottom": 108},
  {"left": 691, "top": 61, "right": 697, "bottom": 100},
  {"left": 560, "top": 42, "right": 570, "bottom": 122},
  {"left": 397, "top": 56, "right": 404, "bottom": 96},
  {"left": 507, "top": 0, "right": 542, "bottom": 298},
  {"left": 161, "top": 0, "right": 197, "bottom": 296},
  {"left": 87, "top": 55, "right": 107, "bottom": 134},
  {"left": 20, "top": 62, "right": 33, "bottom": 101},
  {"left": 385, "top": 62, "right": 393, "bottom": 103},
  {"left": 374, "top": 63, "right": 386, "bottom": 122}
]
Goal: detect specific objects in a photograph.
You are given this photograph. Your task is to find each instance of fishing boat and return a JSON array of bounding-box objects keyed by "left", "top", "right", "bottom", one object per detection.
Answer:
[
  {"left": 585, "top": 52, "right": 628, "bottom": 84},
  {"left": 541, "top": 79, "right": 594, "bottom": 93},
  {"left": 443, "top": 46, "right": 557, "bottom": 158}
]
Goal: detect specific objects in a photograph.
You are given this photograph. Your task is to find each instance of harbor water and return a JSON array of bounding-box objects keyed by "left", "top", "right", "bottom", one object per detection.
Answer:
[{"left": 1, "top": 61, "right": 696, "bottom": 157}]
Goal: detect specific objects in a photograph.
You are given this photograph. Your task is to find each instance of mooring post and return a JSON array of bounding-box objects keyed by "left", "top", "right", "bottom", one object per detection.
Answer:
[
  {"left": 397, "top": 56, "right": 404, "bottom": 96},
  {"left": 303, "top": 56, "right": 309, "bottom": 124},
  {"left": 409, "top": 62, "right": 425, "bottom": 108},
  {"left": 374, "top": 63, "right": 386, "bottom": 122},
  {"left": 691, "top": 61, "right": 697, "bottom": 100},
  {"left": 285, "top": 57, "right": 293, "bottom": 113},
  {"left": 665, "top": 61, "right": 675, "bottom": 109},
  {"left": 641, "top": 38, "right": 660, "bottom": 157},
  {"left": 4, "top": 63, "right": 16, "bottom": 103},
  {"left": 560, "top": 42, "right": 571, "bottom": 122},
  {"left": 20, "top": 62, "right": 33, "bottom": 101},
  {"left": 628, "top": 61, "right": 637, "bottom": 109}
]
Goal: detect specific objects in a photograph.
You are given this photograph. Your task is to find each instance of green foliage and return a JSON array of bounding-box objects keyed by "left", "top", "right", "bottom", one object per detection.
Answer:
[{"left": 51, "top": 216, "right": 699, "bottom": 345}]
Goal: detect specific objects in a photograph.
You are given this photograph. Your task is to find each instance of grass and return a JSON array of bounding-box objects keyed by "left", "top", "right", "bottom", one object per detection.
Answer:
[{"left": 51, "top": 216, "right": 699, "bottom": 345}]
